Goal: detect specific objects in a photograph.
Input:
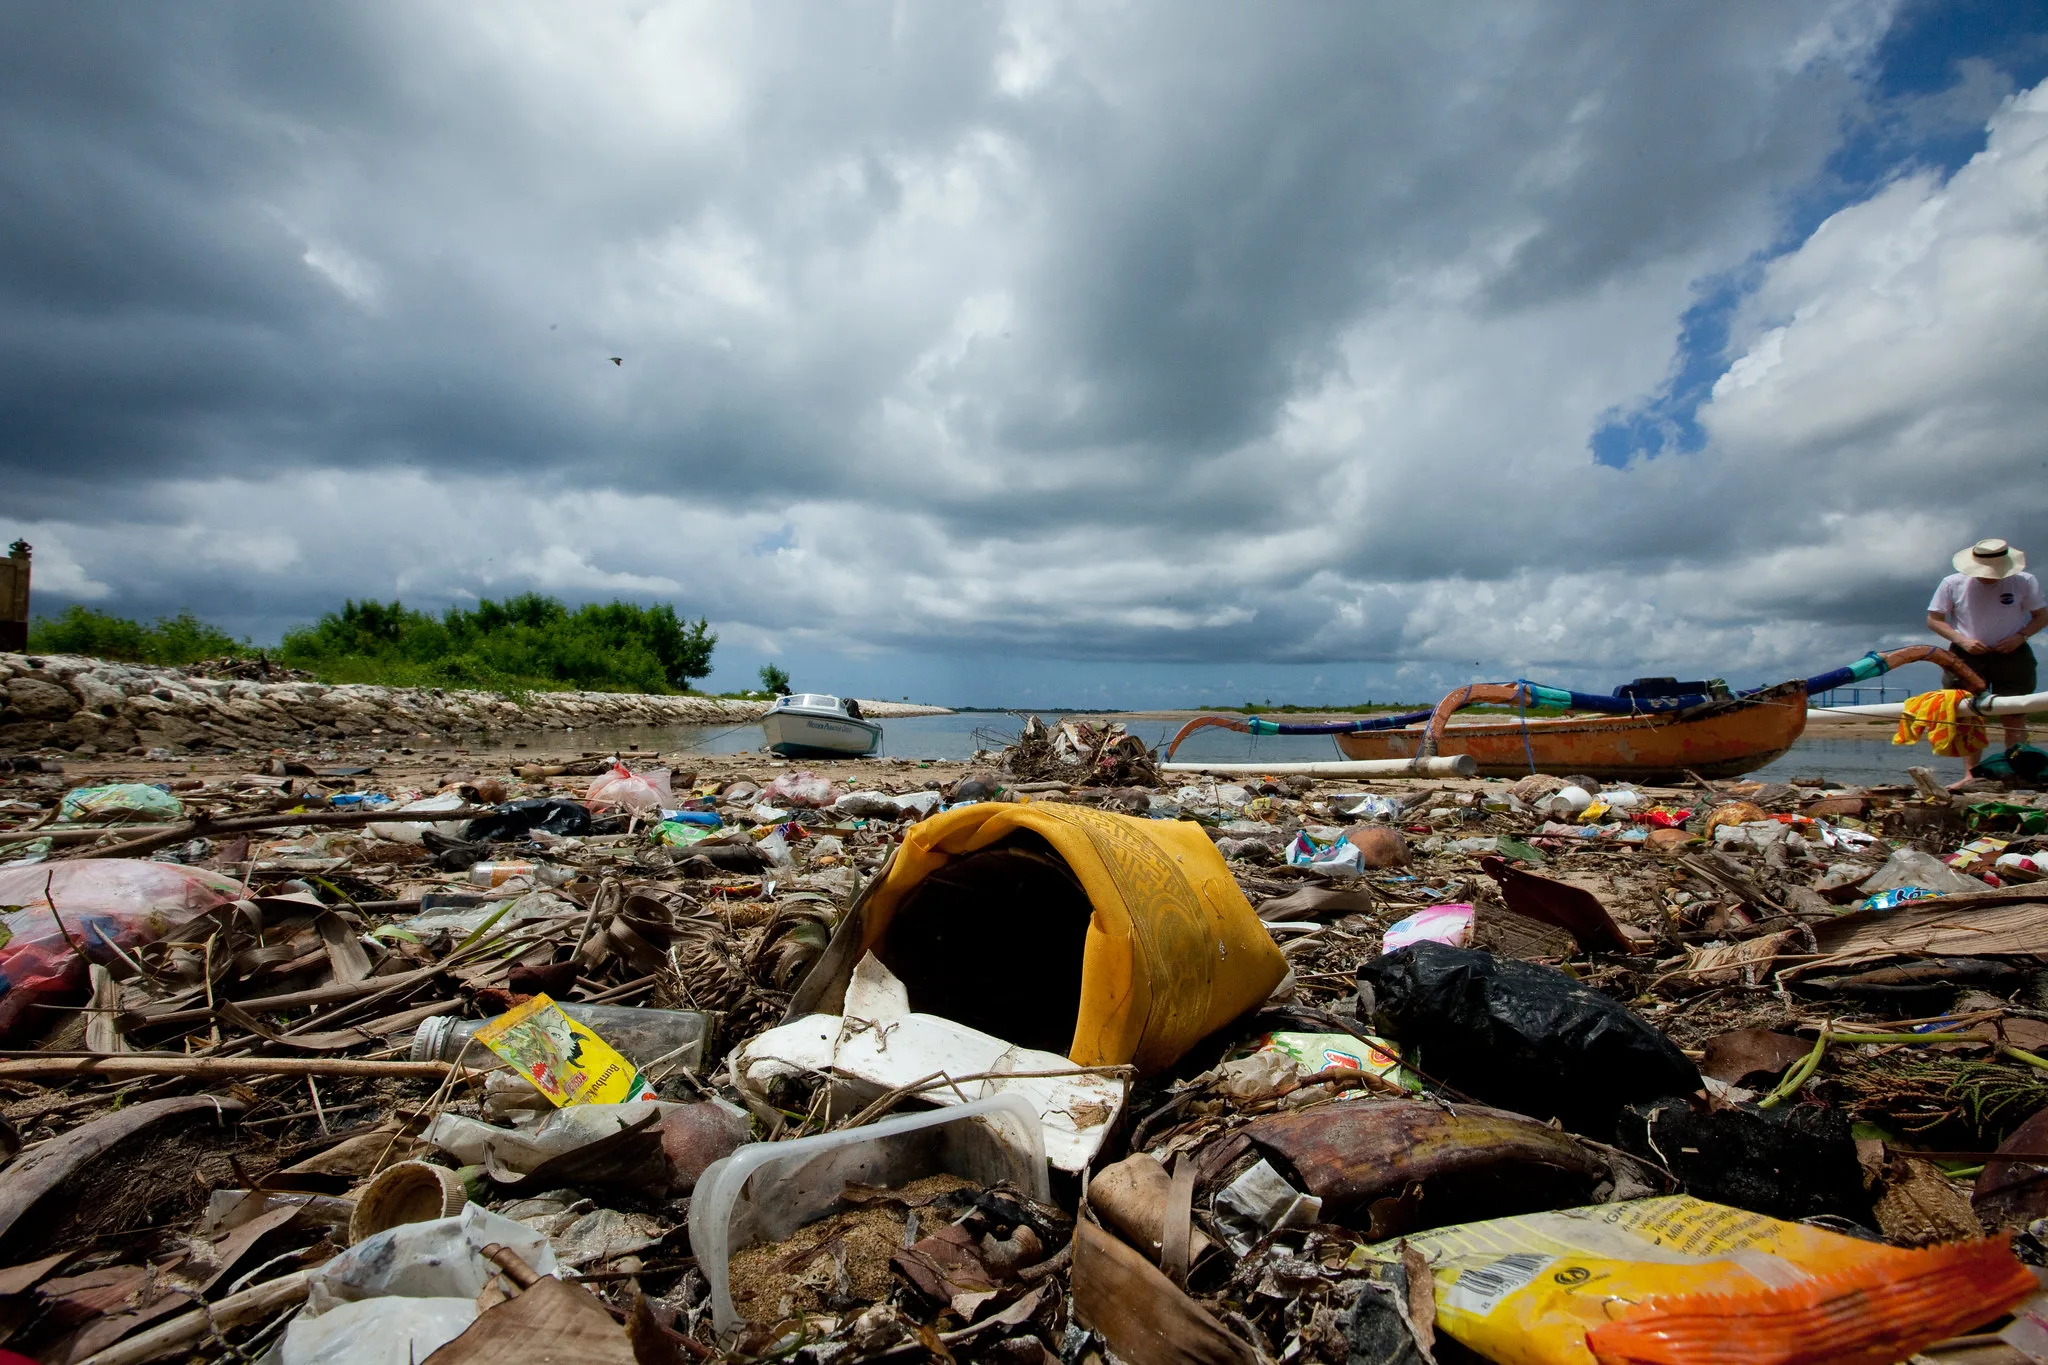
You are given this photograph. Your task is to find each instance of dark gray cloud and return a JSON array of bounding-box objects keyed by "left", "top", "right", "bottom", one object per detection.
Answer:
[{"left": 5, "top": 2, "right": 2045, "bottom": 703}]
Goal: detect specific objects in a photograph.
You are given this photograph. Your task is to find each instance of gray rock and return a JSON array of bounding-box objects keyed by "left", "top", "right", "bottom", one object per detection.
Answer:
[
  {"left": 7, "top": 676, "right": 79, "bottom": 719},
  {"left": 68, "top": 672, "right": 126, "bottom": 714}
]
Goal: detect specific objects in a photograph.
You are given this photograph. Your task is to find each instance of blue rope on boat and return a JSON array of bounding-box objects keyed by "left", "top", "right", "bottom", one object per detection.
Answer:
[
  {"left": 1243, "top": 709, "right": 1435, "bottom": 736},
  {"left": 1513, "top": 682, "right": 1704, "bottom": 715},
  {"left": 1507, "top": 652, "right": 1890, "bottom": 716},
  {"left": 1791, "top": 651, "right": 1890, "bottom": 696}
]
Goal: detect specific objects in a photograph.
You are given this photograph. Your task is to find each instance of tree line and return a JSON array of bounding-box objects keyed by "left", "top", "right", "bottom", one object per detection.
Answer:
[{"left": 27, "top": 594, "right": 720, "bottom": 694}]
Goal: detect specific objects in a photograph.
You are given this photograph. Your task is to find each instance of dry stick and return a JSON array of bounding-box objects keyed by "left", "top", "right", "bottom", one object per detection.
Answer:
[
  {"left": 638, "top": 1039, "right": 712, "bottom": 1093},
  {"left": 831, "top": 1072, "right": 948, "bottom": 1132},
  {"left": 184, "top": 916, "right": 559, "bottom": 1061},
  {"left": 279, "top": 914, "right": 578, "bottom": 1041},
  {"left": 126, "top": 964, "right": 447, "bottom": 1031},
  {"left": 74, "top": 1264, "right": 320, "bottom": 1365},
  {"left": 41, "top": 869, "right": 87, "bottom": 966},
  {"left": 0, "top": 825, "right": 185, "bottom": 846},
  {"left": 368, "top": 1035, "right": 481, "bottom": 1180},
  {"left": 244, "top": 1099, "right": 380, "bottom": 1128},
  {"left": 60, "top": 805, "right": 494, "bottom": 862},
  {"left": 571, "top": 878, "right": 614, "bottom": 959},
  {"left": 202, "top": 929, "right": 221, "bottom": 1050},
  {"left": 834, "top": 1063, "right": 1137, "bottom": 1132},
  {"left": 269, "top": 960, "right": 470, "bottom": 1041},
  {"left": 83, "top": 918, "right": 155, "bottom": 984},
  {"left": 0, "top": 1055, "right": 470, "bottom": 1082},
  {"left": 128, "top": 912, "right": 563, "bottom": 1033},
  {"left": 580, "top": 974, "right": 656, "bottom": 1004}
]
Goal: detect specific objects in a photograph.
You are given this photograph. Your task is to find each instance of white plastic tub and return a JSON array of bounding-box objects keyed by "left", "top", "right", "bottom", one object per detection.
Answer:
[{"left": 689, "top": 1094, "right": 1047, "bottom": 1333}]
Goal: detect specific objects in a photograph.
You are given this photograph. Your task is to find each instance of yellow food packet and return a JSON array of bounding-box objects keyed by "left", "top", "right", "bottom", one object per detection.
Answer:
[
  {"left": 472, "top": 993, "right": 648, "bottom": 1106},
  {"left": 1379, "top": 1196, "right": 2032, "bottom": 1365}
]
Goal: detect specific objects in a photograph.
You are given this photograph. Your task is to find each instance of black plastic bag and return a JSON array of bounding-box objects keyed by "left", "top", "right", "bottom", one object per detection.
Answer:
[
  {"left": 1617, "top": 1096, "right": 1871, "bottom": 1224},
  {"left": 1356, "top": 943, "right": 1701, "bottom": 1137},
  {"left": 462, "top": 797, "right": 592, "bottom": 843}
]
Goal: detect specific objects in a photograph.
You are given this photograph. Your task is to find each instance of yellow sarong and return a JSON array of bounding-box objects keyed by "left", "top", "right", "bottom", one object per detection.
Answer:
[
  {"left": 860, "top": 802, "right": 1287, "bottom": 1074},
  {"left": 1893, "top": 689, "right": 1987, "bottom": 758}
]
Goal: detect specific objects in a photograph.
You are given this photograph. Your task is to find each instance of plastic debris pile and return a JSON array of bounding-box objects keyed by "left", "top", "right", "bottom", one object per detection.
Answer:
[{"left": 3, "top": 729, "right": 2048, "bottom": 1363}]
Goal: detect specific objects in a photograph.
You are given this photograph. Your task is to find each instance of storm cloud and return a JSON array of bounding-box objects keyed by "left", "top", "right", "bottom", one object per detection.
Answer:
[{"left": 4, "top": 1, "right": 2046, "bottom": 704}]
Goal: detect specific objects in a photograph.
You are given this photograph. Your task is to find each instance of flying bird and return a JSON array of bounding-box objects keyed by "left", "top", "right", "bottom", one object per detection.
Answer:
[{"left": 609, "top": 356, "right": 622, "bottom": 366}]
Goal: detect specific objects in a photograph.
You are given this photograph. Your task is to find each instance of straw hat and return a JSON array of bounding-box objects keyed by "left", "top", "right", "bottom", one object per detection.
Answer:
[{"left": 1955, "top": 537, "right": 2026, "bottom": 580}]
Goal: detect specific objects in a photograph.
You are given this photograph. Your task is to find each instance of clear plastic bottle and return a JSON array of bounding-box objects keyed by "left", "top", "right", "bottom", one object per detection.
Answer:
[
  {"left": 467, "top": 860, "right": 573, "bottom": 887},
  {"left": 409, "top": 1004, "right": 711, "bottom": 1073}
]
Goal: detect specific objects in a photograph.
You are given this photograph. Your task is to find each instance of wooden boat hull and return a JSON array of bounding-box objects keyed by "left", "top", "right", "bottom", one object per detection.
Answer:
[{"left": 1332, "top": 682, "right": 1808, "bottom": 781}]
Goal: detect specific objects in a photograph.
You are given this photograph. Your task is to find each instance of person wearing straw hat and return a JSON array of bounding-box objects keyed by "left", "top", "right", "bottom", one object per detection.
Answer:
[{"left": 1926, "top": 537, "right": 2048, "bottom": 775}]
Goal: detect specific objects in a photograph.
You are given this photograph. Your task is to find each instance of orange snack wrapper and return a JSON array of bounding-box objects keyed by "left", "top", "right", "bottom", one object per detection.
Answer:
[{"left": 1380, "top": 1196, "right": 2034, "bottom": 1365}]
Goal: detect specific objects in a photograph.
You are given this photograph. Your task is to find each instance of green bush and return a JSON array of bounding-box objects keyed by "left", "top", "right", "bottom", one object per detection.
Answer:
[
  {"left": 26, "top": 594, "right": 718, "bottom": 696},
  {"left": 279, "top": 594, "right": 716, "bottom": 693},
  {"left": 27, "top": 606, "right": 249, "bottom": 666}
]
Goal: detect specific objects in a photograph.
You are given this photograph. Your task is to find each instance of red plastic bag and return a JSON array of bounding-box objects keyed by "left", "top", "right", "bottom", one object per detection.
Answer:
[{"left": 0, "top": 860, "right": 245, "bottom": 1039}]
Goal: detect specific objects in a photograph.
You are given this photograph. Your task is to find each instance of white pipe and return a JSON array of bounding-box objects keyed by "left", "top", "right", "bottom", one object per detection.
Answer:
[
  {"left": 1160, "top": 756, "right": 1477, "bottom": 778},
  {"left": 1808, "top": 689, "right": 2048, "bottom": 721}
]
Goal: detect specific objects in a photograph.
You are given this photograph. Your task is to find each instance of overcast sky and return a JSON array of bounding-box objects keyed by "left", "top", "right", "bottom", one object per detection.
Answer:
[{"left": 5, "top": 2, "right": 2047, "bottom": 707}]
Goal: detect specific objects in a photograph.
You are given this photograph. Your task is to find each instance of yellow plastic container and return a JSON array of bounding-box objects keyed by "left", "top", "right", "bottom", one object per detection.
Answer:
[{"left": 860, "top": 802, "right": 1286, "bottom": 1074}]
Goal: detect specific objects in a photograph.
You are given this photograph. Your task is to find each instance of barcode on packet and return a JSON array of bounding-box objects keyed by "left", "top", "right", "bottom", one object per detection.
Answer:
[{"left": 1443, "top": 1252, "right": 1554, "bottom": 1316}]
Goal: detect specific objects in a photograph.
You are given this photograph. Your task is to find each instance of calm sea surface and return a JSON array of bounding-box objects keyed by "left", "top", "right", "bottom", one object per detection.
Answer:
[{"left": 458, "top": 711, "right": 1964, "bottom": 785}]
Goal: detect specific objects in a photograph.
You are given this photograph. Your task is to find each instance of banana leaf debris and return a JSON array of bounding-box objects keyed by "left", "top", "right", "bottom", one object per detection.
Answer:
[{"left": 3, "top": 733, "right": 2048, "bottom": 1363}]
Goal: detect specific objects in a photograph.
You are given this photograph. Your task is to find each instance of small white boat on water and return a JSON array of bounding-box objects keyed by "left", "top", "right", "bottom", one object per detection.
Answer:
[{"left": 761, "top": 693, "right": 883, "bottom": 758}]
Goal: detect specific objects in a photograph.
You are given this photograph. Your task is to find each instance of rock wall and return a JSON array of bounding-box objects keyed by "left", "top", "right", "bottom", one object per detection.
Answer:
[{"left": 0, "top": 653, "right": 946, "bottom": 755}]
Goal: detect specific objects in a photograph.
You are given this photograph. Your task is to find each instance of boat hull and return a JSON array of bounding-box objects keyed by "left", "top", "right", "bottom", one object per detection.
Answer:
[
  {"left": 1332, "top": 683, "right": 1808, "bottom": 781},
  {"left": 762, "top": 709, "right": 882, "bottom": 758}
]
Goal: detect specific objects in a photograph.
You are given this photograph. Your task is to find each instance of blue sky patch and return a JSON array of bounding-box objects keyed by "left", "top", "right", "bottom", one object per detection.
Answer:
[{"left": 1591, "top": 0, "right": 2048, "bottom": 470}]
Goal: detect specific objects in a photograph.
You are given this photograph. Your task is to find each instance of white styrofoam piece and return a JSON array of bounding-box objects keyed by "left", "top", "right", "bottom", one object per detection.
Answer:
[{"left": 734, "top": 953, "right": 1124, "bottom": 1172}]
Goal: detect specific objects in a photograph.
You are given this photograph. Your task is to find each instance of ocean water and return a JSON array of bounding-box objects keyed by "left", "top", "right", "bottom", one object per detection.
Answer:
[{"left": 460, "top": 711, "right": 1964, "bottom": 785}]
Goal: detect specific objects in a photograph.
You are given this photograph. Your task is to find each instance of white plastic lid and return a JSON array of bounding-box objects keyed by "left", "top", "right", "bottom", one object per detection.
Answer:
[{"left": 408, "top": 1014, "right": 457, "bottom": 1064}]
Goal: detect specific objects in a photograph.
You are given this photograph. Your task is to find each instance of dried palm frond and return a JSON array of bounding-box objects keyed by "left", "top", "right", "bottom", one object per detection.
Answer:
[
  {"left": 752, "top": 897, "right": 841, "bottom": 993},
  {"left": 655, "top": 922, "right": 772, "bottom": 1049},
  {"left": 1000, "top": 714, "right": 1160, "bottom": 787},
  {"left": 1838, "top": 1055, "right": 2048, "bottom": 1141},
  {"left": 654, "top": 895, "right": 847, "bottom": 1055}
]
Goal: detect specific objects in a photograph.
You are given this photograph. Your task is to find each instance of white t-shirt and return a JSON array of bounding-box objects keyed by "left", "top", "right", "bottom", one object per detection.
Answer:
[{"left": 1929, "top": 571, "right": 2047, "bottom": 644}]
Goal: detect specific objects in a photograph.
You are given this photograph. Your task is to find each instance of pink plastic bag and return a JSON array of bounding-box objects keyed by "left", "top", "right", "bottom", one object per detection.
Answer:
[
  {"left": 764, "top": 771, "right": 844, "bottom": 809},
  {"left": 1381, "top": 903, "right": 1476, "bottom": 955},
  {"left": 0, "top": 860, "right": 246, "bottom": 1039},
  {"left": 585, "top": 764, "right": 673, "bottom": 815}
]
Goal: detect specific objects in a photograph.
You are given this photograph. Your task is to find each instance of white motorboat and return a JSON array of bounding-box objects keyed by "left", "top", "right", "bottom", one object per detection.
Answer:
[{"left": 761, "top": 693, "right": 883, "bottom": 758}]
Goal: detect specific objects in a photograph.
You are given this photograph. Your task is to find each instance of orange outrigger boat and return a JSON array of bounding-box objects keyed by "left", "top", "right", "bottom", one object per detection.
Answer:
[{"left": 1164, "top": 647, "right": 1983, "bottom": 782}]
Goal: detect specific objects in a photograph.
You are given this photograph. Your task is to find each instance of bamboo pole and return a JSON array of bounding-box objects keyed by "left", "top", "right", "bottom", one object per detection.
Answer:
[
  {"left": 1810, "top": 688, "right": 2048, "bottom": 720},
  {"left": 0, "top": 1055, "right": 472, "bottom": 1082},
  {"left": 1159, "top": 756, "right": 1476, "bottom": 777}
]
